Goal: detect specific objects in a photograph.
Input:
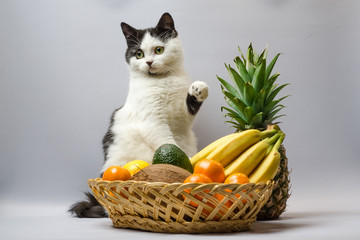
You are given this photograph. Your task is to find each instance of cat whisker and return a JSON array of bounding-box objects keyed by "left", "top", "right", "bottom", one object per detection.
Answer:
[{"left": 157, "top": 65, "right": 174, "bottom": 75}]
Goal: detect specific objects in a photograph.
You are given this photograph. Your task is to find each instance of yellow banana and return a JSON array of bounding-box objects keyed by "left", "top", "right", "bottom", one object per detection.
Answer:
[
  {"left": 206, "top": 129, "right": 261, "bottom": 167},
  {"left": 249, "top": 149, "right": 280, "bottom": 183},
  {"left": 207, "top": 129, "right": 278, "bottom": 167},
  {"left": 190, "top": 133, "right": 236, "bottom": 166},
  {"left": 249, "top": 133, "right": 285, "bottom": 183},
  {"left": 224, "top": 133, "right": 280, "bottom": 177}
]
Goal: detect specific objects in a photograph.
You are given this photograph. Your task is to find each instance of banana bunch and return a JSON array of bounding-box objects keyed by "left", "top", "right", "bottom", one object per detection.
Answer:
[{"left": 190, "top": 129, "right": 285, "bottom": 183}]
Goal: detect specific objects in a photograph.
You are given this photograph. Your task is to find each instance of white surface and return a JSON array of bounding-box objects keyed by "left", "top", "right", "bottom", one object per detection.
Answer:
[{"left": 1, "top": 196, "right": 359, "bottom": 240}]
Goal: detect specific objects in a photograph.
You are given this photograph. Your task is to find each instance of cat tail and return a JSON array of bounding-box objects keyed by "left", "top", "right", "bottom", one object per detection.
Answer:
[{"left": 68, "top": 192, "right": 107, "bottom": 218}]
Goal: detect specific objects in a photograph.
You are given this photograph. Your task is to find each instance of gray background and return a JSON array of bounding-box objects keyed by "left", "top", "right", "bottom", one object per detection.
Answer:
[{"left": 1, "top": 1, "right": 360, "bottom": 238}]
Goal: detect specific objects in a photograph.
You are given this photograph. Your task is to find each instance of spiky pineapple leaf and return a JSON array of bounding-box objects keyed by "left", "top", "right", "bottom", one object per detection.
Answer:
[
  {"left": 243, "top": 106, "right": 255, "bottom": 123},
  {"left": 226, "top": 121, "right": 245, "bottom": 131},
  {"left": 245, "top": 45, "right": 255, "bottom": 77},
  {"left": 221, "top": 106, "right": 247, "bottom": 124},
  {"left": 267, "top": 105, "right": 285, "bottom": 121},
  {"left": 217, "top": 75, "right": 241, "bottom": 99},
  {"left": 245, "top": 43, "right": 254, "bottom": 63},
  {"left": 246, "top": 62, "right": 256, "bottom": 78},
  {"left": 222, "top": 91, "right": 247, "bottom": 119},
  {"left": 252, "top": 89, "right": 266, "bottom": 113},
  {"left": 238, "top": 46, "right": 247, "bottom": 64},
  {"left": 224, "top": 64, "right": 245, "bottom": 96},
  {"left": 223, "top": 106, "right": 256, "bottom": 130},
  {"left": 250, "top": 112, "right": 265, "bottom": 128},
  {"left": 224, "top": 96, "right": 241, "bottom": 115},
  {"left": 252, "top": 59, "right": 266, "bottom": 92},
  {"left": 244, "top": 82, "right": 256, "bottom": 106},
  {"left": 257, "top": 48, "right": 267, "bottom": 64},
  {"left": 221, "top": 106, "right": 237, "bottom": 116},
  {"left": 263, "top": 73, "right": 280, "bottom": 98},
  {"left": 265, "top": 83, "right": 289, "bottom": 106},
  {"left": 263, "top": 95, "right": 289, "bottom": 115},
  {"left": 267, "top": 114, "right": 286, "bottom": 125},
  {"left": 224, "top": 112, "right": 247, "bottom": 129},
  {"left": 265, "top": 53, "right": 281, "bottom": 81},
  {"left": 234, "top": 57, "right": 251, "bottom": 82}
]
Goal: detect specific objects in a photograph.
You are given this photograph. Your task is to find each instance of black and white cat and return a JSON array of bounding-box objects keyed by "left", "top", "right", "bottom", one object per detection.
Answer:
[{"left": 69, "top": 13, "right": 208, "bottom": 217}]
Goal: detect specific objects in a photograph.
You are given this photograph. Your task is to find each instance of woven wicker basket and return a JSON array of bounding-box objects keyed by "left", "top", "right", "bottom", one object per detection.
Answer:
[{"left": 88, "top": 178, "right": 274, "bottom": 233}]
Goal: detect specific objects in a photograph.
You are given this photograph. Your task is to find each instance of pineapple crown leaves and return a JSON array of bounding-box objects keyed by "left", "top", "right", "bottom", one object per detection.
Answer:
[{"left": 218, "top": 43, "right": 289, "bottom": 131}]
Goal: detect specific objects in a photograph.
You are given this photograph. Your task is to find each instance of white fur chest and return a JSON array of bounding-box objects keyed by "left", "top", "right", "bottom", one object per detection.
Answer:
[{"left": 125, "top": 71, "right": 190, "bottom": 121}]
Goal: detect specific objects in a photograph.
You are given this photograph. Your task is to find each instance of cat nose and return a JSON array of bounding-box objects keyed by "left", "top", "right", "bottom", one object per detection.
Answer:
[{"left": 146, "top": 61, "right": 153, "bottom": 67}]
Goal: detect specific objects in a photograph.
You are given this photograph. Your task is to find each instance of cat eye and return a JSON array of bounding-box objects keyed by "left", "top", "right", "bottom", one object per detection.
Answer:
[
  {"left": 135, "top": 50, "right": 144, "bottom": 59},
  {"left": 155, "top": 46, "right": 164, "bottom": 55}
]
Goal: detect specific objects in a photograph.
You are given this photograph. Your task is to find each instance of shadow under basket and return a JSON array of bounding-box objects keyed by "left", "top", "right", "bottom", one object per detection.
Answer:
[{"left": 88, "top": 178, "right": 274, "bottom": 233}]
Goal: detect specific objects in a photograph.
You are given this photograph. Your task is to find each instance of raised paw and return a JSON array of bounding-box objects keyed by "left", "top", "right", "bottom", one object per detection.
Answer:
[{"left": 189, "top": 81, "right": 209, "bottom": 102}]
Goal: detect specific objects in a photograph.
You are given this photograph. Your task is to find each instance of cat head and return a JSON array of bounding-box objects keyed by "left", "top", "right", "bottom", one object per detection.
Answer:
[{"left": 121, "top": 13, "right": 184, "bottom": 76}]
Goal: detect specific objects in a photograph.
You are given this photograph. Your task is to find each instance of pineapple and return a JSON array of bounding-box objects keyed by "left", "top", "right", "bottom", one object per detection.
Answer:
[{"left": 217, "top": 43, "right": 290, "bottom": 220}]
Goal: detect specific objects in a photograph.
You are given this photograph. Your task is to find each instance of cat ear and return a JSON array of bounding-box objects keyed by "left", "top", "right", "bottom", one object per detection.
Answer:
[
  {"left": 155, "top": 12, "right": 176, "bottom": 36},
  {"left": 121, "top": 22, "right": 139, "bottom": 47}
]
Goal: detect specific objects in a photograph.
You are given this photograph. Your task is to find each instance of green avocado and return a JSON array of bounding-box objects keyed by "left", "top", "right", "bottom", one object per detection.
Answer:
[{"left": 152, "top": 144, "right": 193, "bottom": 173}]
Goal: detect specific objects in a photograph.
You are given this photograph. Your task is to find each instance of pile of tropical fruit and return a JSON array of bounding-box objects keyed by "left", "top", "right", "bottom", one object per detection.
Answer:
[{"left": 101, "top": 43, "right": 290, "bottom": 220}]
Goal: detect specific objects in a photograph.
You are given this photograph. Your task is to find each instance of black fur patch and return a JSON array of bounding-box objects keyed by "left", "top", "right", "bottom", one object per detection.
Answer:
[
  {"left": 102, "top": 107, "right": 121, "bottom": 163},
  {"left": 120, "top": 13, "right": 178, "bottom": 64},
  {"left": 121, "top": 24, "right": 147, "bottom": 64},
  {"left": 186, "top": 93, "right": 203, "bottom": 115},
  {"left": 68, "top": 192, "right": 107, "bottom": 218}
]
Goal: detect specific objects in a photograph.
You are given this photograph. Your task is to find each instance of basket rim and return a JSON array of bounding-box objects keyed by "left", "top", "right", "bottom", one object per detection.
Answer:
[{"left": 88, "top": 178, "right": 274, "bottom": 187}]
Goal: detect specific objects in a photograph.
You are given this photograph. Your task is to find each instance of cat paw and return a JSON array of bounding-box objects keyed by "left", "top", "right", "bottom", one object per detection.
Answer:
[{"left": 189, "top": 81, "right": 209, "bottom": 102}]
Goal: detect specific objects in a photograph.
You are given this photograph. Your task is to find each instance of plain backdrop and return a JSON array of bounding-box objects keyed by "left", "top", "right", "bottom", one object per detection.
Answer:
[{"left": 1, "top": 0, "right": 360, "bottom": 238}]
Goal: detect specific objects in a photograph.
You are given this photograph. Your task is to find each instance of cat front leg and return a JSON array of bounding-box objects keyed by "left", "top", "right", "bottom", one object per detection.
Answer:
[{"left": 187, "top": 81, "right": 209, "bottom": 115}]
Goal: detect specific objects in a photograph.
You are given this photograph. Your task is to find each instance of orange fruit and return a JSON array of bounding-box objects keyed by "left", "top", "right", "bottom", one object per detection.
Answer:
[
  {"left": 213, "top": 188, "right": 239, "bottom": 214},
  {"left": 224, "top": 172, "right": 250, "bottom": 184},
  {"left": 102, "top": 166, "right": 131, "bottom": 181},
  {"left": 184, "top": 173, "right": 213, "bottom": 184},
  {"left": 214, "top": 192, "right": 233, "bottom": 209},
  {"left": 194, "top": 159, "right": 225, "bottom": 183},
  {"left": 108, "top": 190, "right": 116, "bottom": 198},
  {"left": 107, "top": 187, "right": 128, "bottom": 200},
  {"left": 183, "top": 174, "right": 220, "bottom": 219},
  {"left": 183, "top": 174, "right": 212, "bottom": 208},
  {"left": 216, "top": 173, "right": 250, "bottom": 207}
]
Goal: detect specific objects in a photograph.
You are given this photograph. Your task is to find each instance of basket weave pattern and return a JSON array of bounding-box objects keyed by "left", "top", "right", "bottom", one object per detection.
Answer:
[{"left": 88, "top": 178, "right": 274, "bottom": 233}]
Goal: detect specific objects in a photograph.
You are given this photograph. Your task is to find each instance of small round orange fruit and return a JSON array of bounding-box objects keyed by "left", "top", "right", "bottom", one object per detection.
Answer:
[
  {"left": 184, "top": 173, "right": 213, "bottom": 184},
  {"left": 224, "top": 172, "right": 250, "bottom": 184},
  {"left": 102, "top": 166, "right": 131, "bottom": 181},
  {"left": 224, "top": 172, "right": 250, "bottom": 205},
  {"left": 183, "top": 174, "right": 212, "bottom": 208},
  {"left": 194, "top": 159, "right": 225, "bottom": 183}
]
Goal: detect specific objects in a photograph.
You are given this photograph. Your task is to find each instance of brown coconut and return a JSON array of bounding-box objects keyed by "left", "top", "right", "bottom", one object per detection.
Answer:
[{"left": 130, "top": 164, "right": 191, "bottom": 183}]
